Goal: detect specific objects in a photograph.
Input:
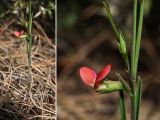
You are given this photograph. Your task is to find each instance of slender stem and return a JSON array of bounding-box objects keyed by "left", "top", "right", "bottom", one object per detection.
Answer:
[
  {"left": 103, "top": 1, "right": 130, "bottom": 71},
  {"left": 136, "top": 78, "right": 142, "bottom": 120},
  {"left": 103, "top": 1, "right": 143, "bottom": 120},
  {"left": 131, "top": 85, "right": 136, "bottom": 120},
  {"left": 119, "top": 90, "right": 126, "bottom": 120},
  {"left": 122, "top": 54, "right": 130, "bottom": 72},
  {"left": 131, "top": 0, "right": 138, "bottom": 82},
  {"left": 130, "top": 0, "right": 138, "bottom": 120},
  {"left": 135, "top": 0, "right": 144, "bottom": 75},
  {"left": 27, "top": 1, "right": 33, "bottom": 92},
  {"left": 103, "top": 1, "right": 120, "bottom": 39}
]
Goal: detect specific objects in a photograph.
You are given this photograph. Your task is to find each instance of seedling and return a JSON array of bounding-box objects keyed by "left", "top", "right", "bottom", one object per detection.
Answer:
[{"left": 14, "top": 1, "right": 33, "bottom": 92}]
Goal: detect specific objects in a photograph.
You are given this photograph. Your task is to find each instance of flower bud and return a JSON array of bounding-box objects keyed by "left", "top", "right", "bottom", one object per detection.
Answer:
[
  {"left": 96, "top": 80, "right": 123, "bottom": 93},
  {"left": 119, "top": 33, "right": 127, "bottom": 56},
  {"left": 20, "top": 35, "right": 27, "bottom": 39}
]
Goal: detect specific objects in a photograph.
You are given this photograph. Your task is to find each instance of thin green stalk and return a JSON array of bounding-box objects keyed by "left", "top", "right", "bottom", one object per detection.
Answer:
[
  {"left": 103, "top": 1, "right": 119, "bottom": 39},
  {"left": 28, "top": 1, "right": 33, "bottom": 65},
  {"left": 122, "top": 52, "right": 130, "bottom": 72},
  {"left": 130, "top": 0, "right": 138, "bottom": 120},
  {"left": 131, "top": 0, "right": 138, "bottom": 82},
  {"left": 102, "top": 1, "right": 144, "bottom": 120},
  {"left": 28, "top": 1, "right": 33, "bottom": 53},
  {"left": 103, "top": 1, "right": 130, "bottom": 71},
  {"left": 136, "top": 78, "right": 142, "bottom": 120},
  {"left": 26, "top": 1, "right": 33, "bottom": 92},
  {"left": 135, "top": 0, "right": 144, "bottom": 75},
  {"left": 131, "top": 89, "right": 136, "bottom": 120},
  {"left": 130, "top": 0, "right": 144, "bottom": 120},
  {"left": 119, "top": 90, "right": 126, "bottom": 120}
]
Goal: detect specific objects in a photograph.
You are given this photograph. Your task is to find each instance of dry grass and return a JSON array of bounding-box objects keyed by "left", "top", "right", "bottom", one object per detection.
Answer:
[{"left": 0, "top": 21, "right": 55, "bottom": 120}]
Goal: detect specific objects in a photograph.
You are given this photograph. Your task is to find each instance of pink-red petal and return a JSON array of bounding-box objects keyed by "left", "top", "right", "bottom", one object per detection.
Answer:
[
  {"left": 14, "top": 31, "right": 23, "bottom": 37},
  {"left": 79, "top": 67, "right": 97, "bottom": 87},
  {"left": 96, "top": 64, "right": 111, "bottom": 83}
]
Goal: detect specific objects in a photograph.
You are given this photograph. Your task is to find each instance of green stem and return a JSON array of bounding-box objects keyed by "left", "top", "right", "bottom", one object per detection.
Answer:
[
  {"left": 27, "top": 1, "right": 33, "bottom": 92},
  {"left": 136, "top": 78, "right": 142, "bottom": 120},
  {"left": 130, "top": 1, "right": 144, "bottom": 120},
  {"left": 131, "top": 0, "right": 138, "bottom": 82},
  {"left": 131, "top": 83, "right": 136, "bottom": 120},
  {"left": 119, "top": 90, "right": 126, "bottom": 120},
  {"left": 122, "top": 54, "right": 130, "bottom": 72},
  {"left": 130, "top": 0, "right": 138, "bottom": 119},
  {"left": 103, "top": 1, "right": 120, "bottom": 39},
  {"left": 103, "top": 1, "right": 130, "bottom": 71},
  {"left": 135, "top": 0, "right": 144, "bottom": 75}
]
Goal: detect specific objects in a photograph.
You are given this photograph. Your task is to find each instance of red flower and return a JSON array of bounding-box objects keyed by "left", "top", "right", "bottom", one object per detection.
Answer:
[
  {"left": 14, "top": 30, "right": 24, "bottom": 37},
  {"left": 79, "top": 64, "right": 111, "bottom": 87}
]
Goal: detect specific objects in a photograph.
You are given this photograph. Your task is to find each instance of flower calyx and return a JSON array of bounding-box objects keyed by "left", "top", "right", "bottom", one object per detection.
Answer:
[{"left": 96, "top": 80, "right": 123, "bottom": 93}]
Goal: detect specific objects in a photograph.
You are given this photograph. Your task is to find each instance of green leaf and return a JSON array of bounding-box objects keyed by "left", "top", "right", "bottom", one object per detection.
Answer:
[
  {"left": 136, "top": 77, "right": 142, "bottom": 120},
  {"left": 103, "top": 1, "right": 120, "bottom": 40},
  {"left": 20, "top": 18, "right": 28, "bottom": 29},
  {"left": 103, "top": 1, "right": 130, "bottom": 71},
  {"left": 134, "top": 0, "right": 144, "bottom": 74},
  {"left": 28, "top": 1, "right": 33, "bottom": 34},
  {"left": 119, "top": 90, "right": 126, "bottom": 120},
  {"left": 116, "top": 73, "right": 131, "bottom": 95},
  {"left": 120, "top": 78, "right": 131, "bottom": 96}
]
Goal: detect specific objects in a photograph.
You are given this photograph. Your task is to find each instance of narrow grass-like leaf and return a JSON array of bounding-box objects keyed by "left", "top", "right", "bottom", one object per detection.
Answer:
[
  {"left": 103, "top": 1, "right": 126, "bottom": 43},
  {"left": 136, "top": 77, "right": 142, "bottom": 120},
  {"left": 103, "top": 1, "right": 130, "bottom": 71},
  {"left": 131, "top": 0, "right": 138, "bottom": 82},
  {"left": 120, "top": 78, "right": 131, "bottom": 96},
  {"left": 119, "top": 90, "right": 126, "bottom": 120},
  {"left": 103, "top": 1, "right": 119, "bottom": 40},
  {"left": 29, "top": 1, "right": 33, "bottom": 34},
  {"left": 117, "top": 73, "right": 131, "bottom": 96},
  {"left": 26, "top": 1, "right": 33, "bottom": 92},
  {"left": 135, "top": 0, "right": 144, "bottom": 74},
  {"left": 130, "top": 0, "right": 144, "bottom": 120},
  {"left": 27, "top": 1, "right": 33, "bottom": 66}
]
